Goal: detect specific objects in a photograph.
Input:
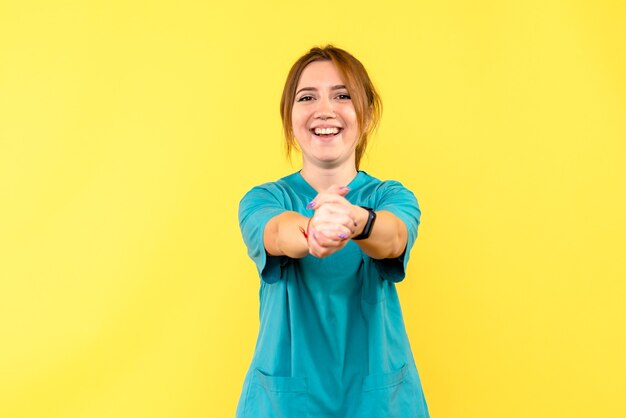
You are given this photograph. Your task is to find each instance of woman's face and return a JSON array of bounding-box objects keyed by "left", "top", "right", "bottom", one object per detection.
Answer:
[{"left": 291, "top": 60, "right": 359, "bottom": 170}]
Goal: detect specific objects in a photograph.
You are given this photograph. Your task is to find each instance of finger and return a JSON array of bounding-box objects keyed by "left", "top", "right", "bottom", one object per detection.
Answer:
[
  {"left": 312, "top": 220, "right": 353, "bottom": 239},
  {"left": 312, "top": 224, "right": 353, "bottom": 246},
  {"left": 310, "top": 230, "right": 340, "bottom": 247},
  {"left": 308, "top": 232, "right": 347, "bottom": 257},
  {"left": 326, "top": 184, "right": 351, "bottom": 196},
  {"left": 314, "top": 202, "right": 351, "bottom": 217},
  {"left": 315, "top": 202, "right": 359, "bottom": 229},
  {"left": 311, "top": 208, "right": 357, "bottom": 232},
  {"left": 308, "top": 227, "right": 339, "bottom": 248},
  {"left": 317, "top": 227, "right": 352, "bottom": 242},
  {"left": 306, "top": 193, "right": 348, "bottom": 210},
  {"left": 306, "top": 186, "right": 350, "bottom": 210},
  {"left": 308, "top": 232, "right": 331, "bottom": 255}
]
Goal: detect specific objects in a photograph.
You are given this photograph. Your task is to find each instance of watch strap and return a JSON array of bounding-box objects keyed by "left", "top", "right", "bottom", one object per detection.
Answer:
[{"left": 353, "top": 206, "right": 376, "bottom": 240}]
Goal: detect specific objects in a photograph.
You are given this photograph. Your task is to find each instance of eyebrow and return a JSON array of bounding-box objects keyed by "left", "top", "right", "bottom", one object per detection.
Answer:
[{"left": 295, "top": 85, "right": 347, "bottom": 95}]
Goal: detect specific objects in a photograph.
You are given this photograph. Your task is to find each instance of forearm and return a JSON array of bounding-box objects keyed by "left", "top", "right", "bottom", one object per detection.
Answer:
[
  {"left": 263, "top": 211, "right": 310, "bottom": 258},
  {"left": 352, "top": 209, "right": 408, "bottom": 260}
]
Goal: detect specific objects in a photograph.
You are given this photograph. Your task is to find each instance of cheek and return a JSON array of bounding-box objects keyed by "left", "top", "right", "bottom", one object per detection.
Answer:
[
  {"left": 343, "top": 107, "right": 358, "bottom": 127},
  {"left": 291, "top": 109, "right": 307, "bottom": 131}
]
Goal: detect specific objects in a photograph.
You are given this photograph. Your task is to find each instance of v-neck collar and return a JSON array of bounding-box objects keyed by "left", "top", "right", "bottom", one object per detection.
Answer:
[{"left": 291, "top": 170, "right": 367, "bottom": 198}]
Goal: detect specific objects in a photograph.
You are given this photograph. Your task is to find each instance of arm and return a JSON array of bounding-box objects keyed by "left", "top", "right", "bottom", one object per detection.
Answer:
[
  {"left": 263, "top": 211, "right": 310, "bottom": 258},
  {"left": 350, "top": 207, "right": 408, "bottom": 260}
]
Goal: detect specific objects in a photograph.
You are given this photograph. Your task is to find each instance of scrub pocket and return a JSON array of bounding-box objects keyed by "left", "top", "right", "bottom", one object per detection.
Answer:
[
  {"left": 356, "top": 364, "right": 427, "bottom": 418},
  {"left": 243, "top": 368, "right": 309, "bottom": 418}
]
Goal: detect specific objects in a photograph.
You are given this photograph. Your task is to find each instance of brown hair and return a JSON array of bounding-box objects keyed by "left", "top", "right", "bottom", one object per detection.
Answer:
[{"left": 280, "top": 45, "right": 382, "bottom": 169}]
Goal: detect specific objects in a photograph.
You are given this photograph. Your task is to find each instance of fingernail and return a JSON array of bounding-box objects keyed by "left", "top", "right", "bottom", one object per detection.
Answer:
[
  {"left": 338, "top": 233, "right": 348, "bottom": 239},
  {"left": 306, "top": 200, "right": 316, "bottom": 209},
  {"left": 340, "top": 186, "right": 351, "bottom": 191}
]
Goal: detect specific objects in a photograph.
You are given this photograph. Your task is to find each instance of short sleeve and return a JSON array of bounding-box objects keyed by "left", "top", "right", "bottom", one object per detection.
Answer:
[
  {"left": 238, "top": 184, "right": 288, "bottom": 284},
  {"left": 372, "top": 181, "right": 421, "bottom": 282}
]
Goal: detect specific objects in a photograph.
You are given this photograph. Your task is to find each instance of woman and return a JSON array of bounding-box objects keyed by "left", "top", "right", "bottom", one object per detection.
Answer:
[{"left": 236, "top": 46, "right": 430, "bottom": 418}]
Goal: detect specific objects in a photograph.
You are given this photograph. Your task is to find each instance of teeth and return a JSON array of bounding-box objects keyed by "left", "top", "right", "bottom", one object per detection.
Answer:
[{"left": 314, "top": 127, "right": 339, "bottom": 135}]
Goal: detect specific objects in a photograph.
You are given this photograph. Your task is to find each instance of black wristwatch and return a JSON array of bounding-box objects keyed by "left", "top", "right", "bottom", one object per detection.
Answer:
[{"left": 353, "top": 206, "right": 376, "bottom": 240}]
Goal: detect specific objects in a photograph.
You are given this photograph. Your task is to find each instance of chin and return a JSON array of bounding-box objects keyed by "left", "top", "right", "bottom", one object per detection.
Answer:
[{"left": 314, "top": 154, "right": 354, "bottom": 167}]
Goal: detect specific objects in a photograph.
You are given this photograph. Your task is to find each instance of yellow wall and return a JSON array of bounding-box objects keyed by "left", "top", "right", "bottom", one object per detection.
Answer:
[{"left": 1, "top": 1, "right": 624, "bottom": 417}]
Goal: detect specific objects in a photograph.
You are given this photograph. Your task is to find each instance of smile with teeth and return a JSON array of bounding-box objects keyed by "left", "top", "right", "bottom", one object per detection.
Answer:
[{"left": 312, "top": 127, "right": 341, "bottom": 136}]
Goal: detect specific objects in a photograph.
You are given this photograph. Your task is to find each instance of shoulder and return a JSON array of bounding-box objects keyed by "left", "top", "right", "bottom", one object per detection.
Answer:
[
  {"left": 240, "top": 172, "right": 300, "bottom": 204},
  {"left": 359, "top": 171, "right": 416, "bottom": 201}
]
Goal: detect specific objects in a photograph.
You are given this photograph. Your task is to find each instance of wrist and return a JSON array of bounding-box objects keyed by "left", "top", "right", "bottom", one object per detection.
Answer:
[
  {"left": 351, "top": 206, "right": 375, "bottom": 240},
  {"left": 290, "top": 217, "right": 310, "bottom": 258},
  {"left": 298, "top": 217, "right": 312, "bottom": 239}
]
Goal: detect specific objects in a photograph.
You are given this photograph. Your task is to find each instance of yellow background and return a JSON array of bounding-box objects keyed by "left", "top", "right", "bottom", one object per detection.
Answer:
[{"left": 1, "top": 1, "right": 624, "bottom": 417}]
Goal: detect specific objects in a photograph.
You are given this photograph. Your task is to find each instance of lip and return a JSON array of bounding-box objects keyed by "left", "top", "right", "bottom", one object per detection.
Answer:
[
  {"left": 310, "top": 124, "right": 342, "bottom": 130},
  {"left": 313, "top": 135, "right": 339, "bottom": 143}
]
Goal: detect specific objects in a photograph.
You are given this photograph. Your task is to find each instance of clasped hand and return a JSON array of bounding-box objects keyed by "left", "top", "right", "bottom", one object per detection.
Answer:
[{"left": 306, "top": 185, "right": 361, "bottom": 258}]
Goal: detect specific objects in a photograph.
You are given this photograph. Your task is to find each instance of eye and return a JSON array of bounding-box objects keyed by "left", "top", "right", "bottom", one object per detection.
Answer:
[
  {"left": 337, "top": 93, "right": 351, "bottom": 100},
  {"left": 297, "top": 95, "right": 314, "bottom": 102}
]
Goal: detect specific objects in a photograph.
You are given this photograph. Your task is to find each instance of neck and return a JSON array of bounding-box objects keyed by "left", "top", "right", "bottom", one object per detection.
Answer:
[{"left": 300, "top": 162, "right": 358, "bottom": 192}]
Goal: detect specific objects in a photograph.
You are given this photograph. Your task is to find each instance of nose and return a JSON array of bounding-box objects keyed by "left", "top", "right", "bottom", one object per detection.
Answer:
[{"left": 314, "top": 97, "right": 335, "bottom": 120}]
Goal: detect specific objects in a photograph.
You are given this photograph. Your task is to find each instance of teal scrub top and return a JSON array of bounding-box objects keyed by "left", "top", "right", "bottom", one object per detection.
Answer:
[{"left": 236, "top": 171, "right": 430, "bottom": 418}]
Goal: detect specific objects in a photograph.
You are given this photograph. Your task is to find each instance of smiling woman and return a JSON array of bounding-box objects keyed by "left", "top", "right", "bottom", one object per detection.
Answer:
[
  {"left": 236, "top": 46, "right": 430, "bottom": 418},
  {"left": 291, "top": 61, "right": 360, "bottom": 170}
]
